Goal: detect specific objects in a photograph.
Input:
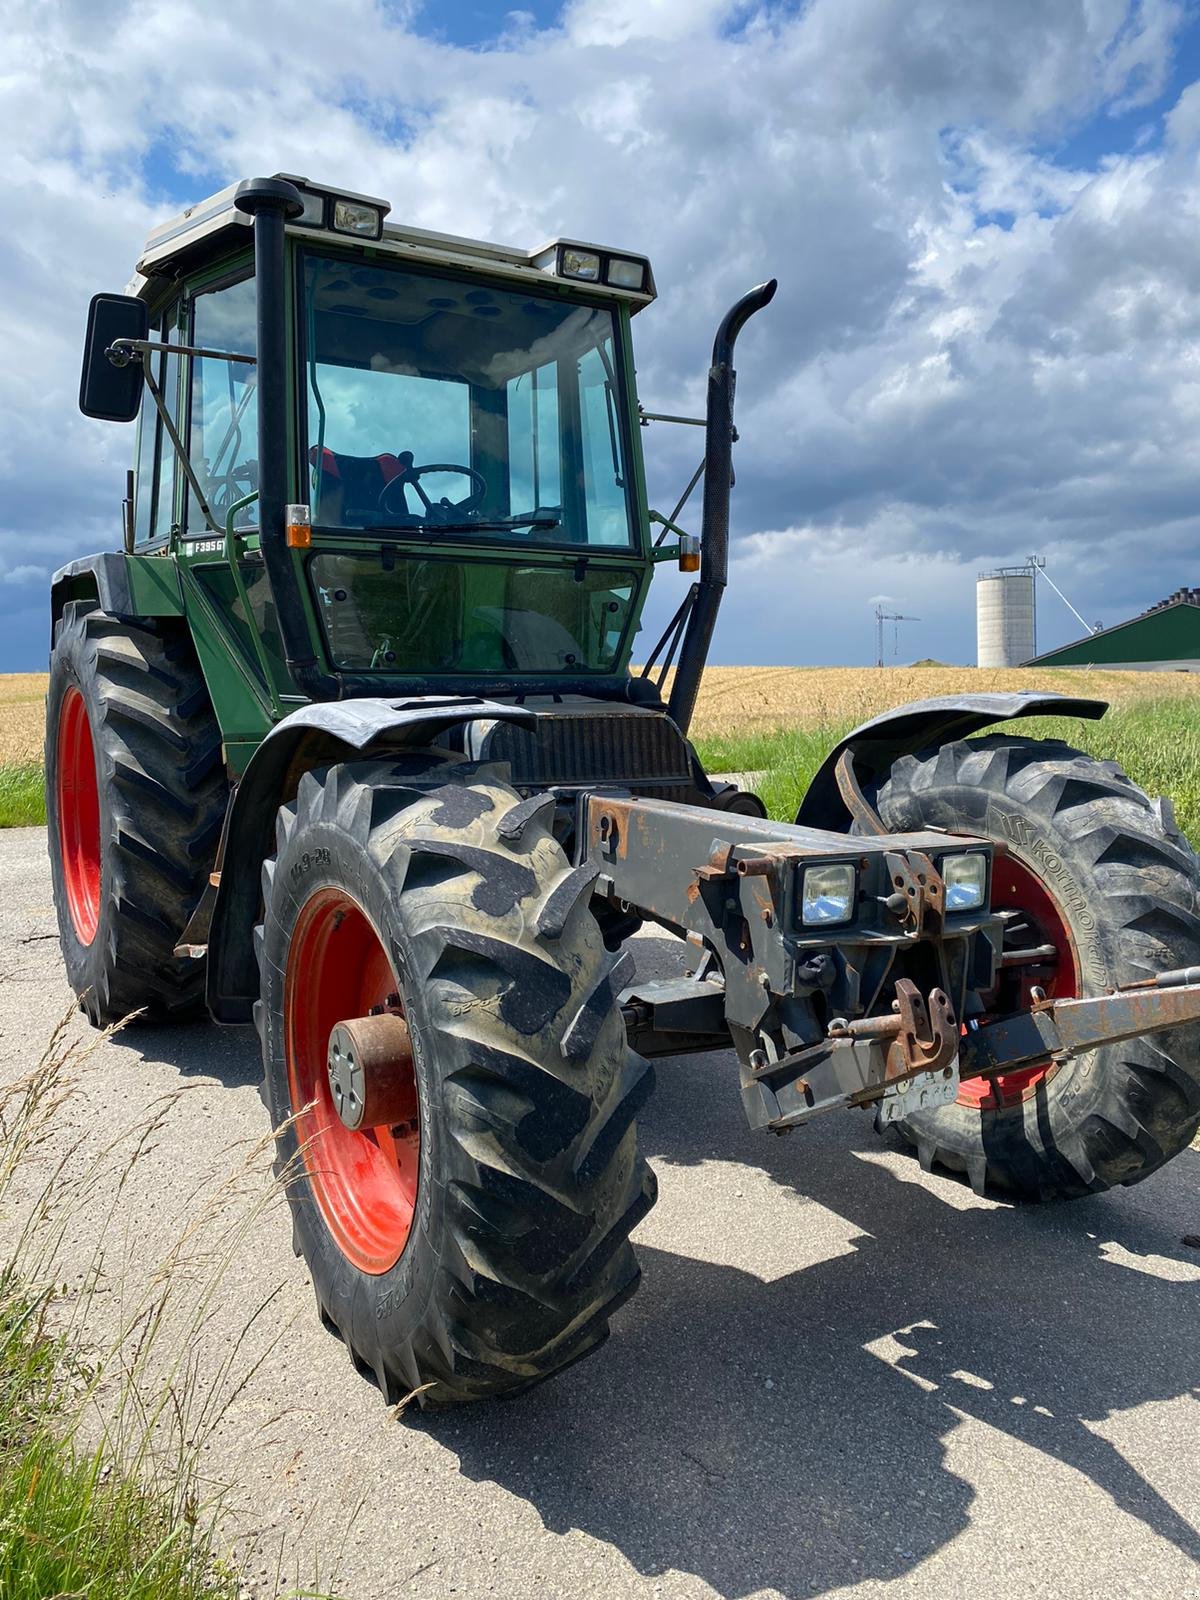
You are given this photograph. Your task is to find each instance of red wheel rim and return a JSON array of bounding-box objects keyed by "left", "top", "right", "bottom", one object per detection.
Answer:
[
  {"left": 958, "top": 853, "right": 1080, "bottom": 1110},
  {"left": 284, "top": 889, "right": 420, "bottom": 1274},
  {"left": 55, "top": 685, "right": 101, "bottom": 946}
]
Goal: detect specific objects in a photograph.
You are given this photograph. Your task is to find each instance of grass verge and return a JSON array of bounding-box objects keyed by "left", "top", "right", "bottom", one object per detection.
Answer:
[
  {"left": 0, "top": 1021, "right": 340, "bottom": 1599},
  {"left": 0, "top": 1279, "right": 245, "bottom": 1600},
  {"left": 694, "top": 698, "right": 1200, "bottom": 848},
  {"left": 0, "top": 763, "right": 45, "bottom": 828}
]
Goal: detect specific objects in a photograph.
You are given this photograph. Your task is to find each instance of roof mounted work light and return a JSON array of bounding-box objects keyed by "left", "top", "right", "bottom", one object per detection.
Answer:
[
  {"left": 559, "top": 246, "right": 601, "bottom": 282},
  {"left": 552, "top": 243, "right": 649, "bottom": 291},
  {"left": 331, "top": 198, "right": 384, "bottom": 238},
  {"left": 606, "top": 256, "right": 646, "bottom": 291},
  {"left": 293, "top": 190, "right": 326, "bottom": 227},
  {"left": 277, "top": 176, "right": 388, "bottom": 241}
]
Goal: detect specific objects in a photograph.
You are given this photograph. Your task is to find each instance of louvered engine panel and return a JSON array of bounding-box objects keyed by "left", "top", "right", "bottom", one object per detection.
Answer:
[{"left": 477, "top": 709, "right": 693, "bottom": 789}]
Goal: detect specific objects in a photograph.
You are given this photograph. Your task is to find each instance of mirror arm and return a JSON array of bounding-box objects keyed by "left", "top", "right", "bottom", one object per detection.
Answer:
[
  {"left": 108, "top": 337, "right": 256, "bottom": 368},
  {"left": 638, "top": 406, "right": 706, "bottom": 427},
  {"left": 139, "top": 350, "right": 221, "bottom": 535}
]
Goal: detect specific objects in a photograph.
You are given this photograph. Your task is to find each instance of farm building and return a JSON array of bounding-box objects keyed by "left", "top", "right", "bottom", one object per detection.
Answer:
[{"left": 1025, "top": 586, "right": 1200, "bottom": 672}]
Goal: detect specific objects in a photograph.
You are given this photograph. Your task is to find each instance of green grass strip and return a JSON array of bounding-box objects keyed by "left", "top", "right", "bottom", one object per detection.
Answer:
[
  {"left": 0, "top": 764, "right": 45, "bottom": 828},
  {"left": 4, "top": 700, "right": 1196, "bottom": 843},
  {"left": 694, "top": 699, "right": 1200, "bottom": 849},
  {"left": 0, "top": 1277, "right": 243, "bottom": 1600}
]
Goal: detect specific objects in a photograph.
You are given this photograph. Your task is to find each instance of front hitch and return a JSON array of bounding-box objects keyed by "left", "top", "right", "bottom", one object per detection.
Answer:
[{"left": 752, "top": 968, "right": 1200, "bottom": 1132}]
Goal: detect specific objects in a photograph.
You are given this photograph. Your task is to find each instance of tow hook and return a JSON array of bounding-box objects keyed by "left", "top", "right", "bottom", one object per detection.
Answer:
[{"left": 828, "top": 978, "right": 958, "bottom": 1080}]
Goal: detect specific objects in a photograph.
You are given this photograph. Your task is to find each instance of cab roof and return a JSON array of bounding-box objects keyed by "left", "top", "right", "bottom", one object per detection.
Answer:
[{"left": 131, "top": 173, "right": 656, "bottom": 308}]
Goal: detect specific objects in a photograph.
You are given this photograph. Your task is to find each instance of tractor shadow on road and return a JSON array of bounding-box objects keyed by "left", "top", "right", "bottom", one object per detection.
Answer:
[
  {"left": 440, "top": 938, "right": 1200, "bottom": 1599},
  {"left": 111, "top": 1018, "right": 263, "bottom": 1091}
]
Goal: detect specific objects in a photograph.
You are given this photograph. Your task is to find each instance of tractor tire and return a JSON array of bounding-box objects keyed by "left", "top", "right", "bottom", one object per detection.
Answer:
[
  {"left": 872, "top": 734, "right": 1200, "bottom": 1200},
  {"left": 45, "top": 602, "right": 226, "bottom": 1026},
  {"left": 255, "top": 760, "right": 657, "bottom": 1407}
]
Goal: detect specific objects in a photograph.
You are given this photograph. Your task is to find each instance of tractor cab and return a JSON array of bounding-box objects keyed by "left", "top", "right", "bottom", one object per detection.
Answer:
[{"left": 79, "top": 176, "right": 686, "bottom": 747}]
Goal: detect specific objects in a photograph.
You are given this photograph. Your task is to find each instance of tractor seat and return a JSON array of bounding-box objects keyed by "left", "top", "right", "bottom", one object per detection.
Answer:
[{"left": 309, "top": 446, "right": 411, "bottom": 526}]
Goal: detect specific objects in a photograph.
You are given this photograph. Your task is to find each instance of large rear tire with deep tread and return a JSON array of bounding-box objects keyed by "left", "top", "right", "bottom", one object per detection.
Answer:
[
  {"left": 873, "top": 735, "right": 1200, "bottom": 1200},
  {"left": 45, "top": 602, "right": 227, "bottom": 1026},
  {"left": 255, "top": 759, "right": 656, "bottom": 1408}
]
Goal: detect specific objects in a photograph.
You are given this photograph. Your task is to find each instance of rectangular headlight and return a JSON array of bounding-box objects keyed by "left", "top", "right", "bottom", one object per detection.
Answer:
[
  {"left": 559, "top": 246, "right": 601, "bottom": 281},
  {"left": 294, "top": 190, "right": 327, "bottom": 227},
  {"left": 332, "top": 198, "right": 383, "bottom": 238},
  {"left": 801, "top": 863, "right": 857, "bottom": 926},
  {"left": 607, "top": 256, "right": 646, "bottom": 291},
  {"left": 942, "top": 852, "right": 988, "bottom": 912}
]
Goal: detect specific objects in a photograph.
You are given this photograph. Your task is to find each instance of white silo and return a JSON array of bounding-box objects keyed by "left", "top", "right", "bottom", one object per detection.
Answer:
[{"left": 976, "top": 566, "right": 1036, "bottom": 667}]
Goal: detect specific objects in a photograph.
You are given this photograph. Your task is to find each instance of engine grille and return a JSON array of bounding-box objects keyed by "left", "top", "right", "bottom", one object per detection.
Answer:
[{"left": 475, "top": 708, "right": 694, "bottom": 790}]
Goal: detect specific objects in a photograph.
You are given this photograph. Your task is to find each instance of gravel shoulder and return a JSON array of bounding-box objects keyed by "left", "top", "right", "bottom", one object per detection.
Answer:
[{"left": 2, "top": 825, "right": 1199, "bottom": 1600}]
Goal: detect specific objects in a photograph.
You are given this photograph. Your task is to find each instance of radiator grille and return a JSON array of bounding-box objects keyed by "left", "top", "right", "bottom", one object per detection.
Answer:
[{"left": 479, "top": 710, "right": 693, "bottom": 788}]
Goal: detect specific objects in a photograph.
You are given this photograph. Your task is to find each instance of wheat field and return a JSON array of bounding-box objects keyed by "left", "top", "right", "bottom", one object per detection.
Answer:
[
  {"left": 679, "top": 663, "right": 1200, "bottom": 737},
  {"left": 3, "top": 664, "right": 1199, "bottom": 767},
  {"left": 0, "top": 674, "right": 48, "bottom": 765}
]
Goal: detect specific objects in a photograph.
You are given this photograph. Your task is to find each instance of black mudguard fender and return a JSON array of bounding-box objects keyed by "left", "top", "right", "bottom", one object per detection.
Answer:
[
  {"left": 206, "top": 695, "right": 535, "bottom": 1022},
  {"left": 50, "top": 552, "right": 185, "bottom": 642},
  {"left": 795, "top": 691, "right": 1107, "bottom": 832}
]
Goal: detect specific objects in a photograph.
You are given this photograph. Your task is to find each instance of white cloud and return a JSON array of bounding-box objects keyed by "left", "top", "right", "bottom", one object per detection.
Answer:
[{"left": 0, "top": 0, "right": 1195, "bottom": 667}]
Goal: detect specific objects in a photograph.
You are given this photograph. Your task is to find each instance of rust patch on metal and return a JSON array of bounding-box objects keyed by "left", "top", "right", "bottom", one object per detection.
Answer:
[
  {"left": 834, "top": 749, "right": 888, "bottom": 835},
  {"left": 882, "top": 850, "right": 946, "bottom": 937},
  {"left": 830, "top": 978, "right": 957, "bottom": 1082},
  {"left": 590, "top": 797, "right": 636, "bottom": 861},
  {"left": 734, "top": 855, "right": 776, "bottom": 878}
]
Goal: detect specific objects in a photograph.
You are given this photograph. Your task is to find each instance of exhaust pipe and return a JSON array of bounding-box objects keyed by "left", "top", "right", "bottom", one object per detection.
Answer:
[{"left": 668, "top": 278, "right": 777, "bottom": 734}]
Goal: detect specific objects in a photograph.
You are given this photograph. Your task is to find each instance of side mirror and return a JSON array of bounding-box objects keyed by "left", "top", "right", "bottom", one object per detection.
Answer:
[{"left": 79, "top": 293, "right": 149, "bottom": 421}]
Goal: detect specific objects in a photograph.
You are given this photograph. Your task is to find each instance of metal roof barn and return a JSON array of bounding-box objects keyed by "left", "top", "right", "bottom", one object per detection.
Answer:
[{"left": 1025, "top": 587, "right": 1200, "bottom": 671}]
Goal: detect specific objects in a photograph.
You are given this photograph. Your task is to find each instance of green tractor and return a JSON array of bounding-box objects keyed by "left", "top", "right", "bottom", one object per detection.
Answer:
[{"left": 52, "top": 174, "right": 1200, "bottom": 1407}]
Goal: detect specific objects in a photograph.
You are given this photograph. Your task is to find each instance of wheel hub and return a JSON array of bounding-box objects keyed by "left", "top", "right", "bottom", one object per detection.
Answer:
[
  {"left": 326, "top": 1012, "right": 416, "bottom": 1131},
  {"left": 958, "top": 853, "right": 1080, "bottom": 1111}
]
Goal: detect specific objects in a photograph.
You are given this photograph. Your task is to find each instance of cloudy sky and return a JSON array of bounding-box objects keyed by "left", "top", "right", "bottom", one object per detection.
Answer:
[{"left": 2, "top": 0, "right": 1199, "bottom": 671}]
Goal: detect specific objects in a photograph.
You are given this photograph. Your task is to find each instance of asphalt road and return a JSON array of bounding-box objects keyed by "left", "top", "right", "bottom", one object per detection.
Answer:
[{"left": 2, "top": 824, "right": 1199, "bottom": 1600}]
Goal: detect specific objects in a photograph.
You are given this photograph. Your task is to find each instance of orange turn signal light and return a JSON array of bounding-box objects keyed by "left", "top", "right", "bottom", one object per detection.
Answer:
[{"left": 285, "top": 504, "right": 312, "bottom": 549}]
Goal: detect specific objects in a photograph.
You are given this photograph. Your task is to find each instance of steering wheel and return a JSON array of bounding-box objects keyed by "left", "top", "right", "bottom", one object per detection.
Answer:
[
  {"left": 377, "top": 451, "right": 488, "bottom": 524},
  {"left": 206, "top": 461, "right": 258, "bottom": 523}
]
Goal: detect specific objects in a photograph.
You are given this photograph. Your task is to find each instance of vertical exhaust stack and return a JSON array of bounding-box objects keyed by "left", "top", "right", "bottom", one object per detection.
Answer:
[
  {"left": 668, "top": 279, "right": 777, "bottom": 735},
  {"left": 235, "top": 177, "right": 341, "bottom": 702}
]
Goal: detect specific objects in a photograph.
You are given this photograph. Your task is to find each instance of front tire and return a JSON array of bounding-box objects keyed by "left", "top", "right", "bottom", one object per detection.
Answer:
[
  {"left": 874, "top": 735, "right": 1200, "bottom": 1199},
  {"left": 256, "top": 761, "right": 656, "bottom": 1407}
]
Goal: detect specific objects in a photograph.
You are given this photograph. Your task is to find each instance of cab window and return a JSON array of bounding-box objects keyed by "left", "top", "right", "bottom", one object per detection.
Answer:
[
  {"left": 187, "top": 275, "right": 258, "bottom": 531},
  {"left": 132, "top": 302, "right": 182, "bottom": 545}
]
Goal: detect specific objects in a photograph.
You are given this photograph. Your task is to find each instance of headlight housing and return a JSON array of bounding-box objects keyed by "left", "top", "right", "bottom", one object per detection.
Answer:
[
  {"left": 801, "top": 863, "right": 857, "bottom": 925},
  {"left": 941, "top": 852, "right": 988, "bottom": 912},
  {"left": 294, "top": 190, "right": 327, "bottom": 226},
  {"left": 607, "top": 256, "right": 646, "bottom": 291},
  {"left": 559, "top": 247, "right": 601, "bottom": 281},
  {"left": 332, "top": 198, "right": 384, "bottom": 238}
]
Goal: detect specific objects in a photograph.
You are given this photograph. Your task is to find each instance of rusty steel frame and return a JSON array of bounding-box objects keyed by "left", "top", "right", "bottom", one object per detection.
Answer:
[{"left": 577, "top": 790, "right": 1200, "bottom": 1137}]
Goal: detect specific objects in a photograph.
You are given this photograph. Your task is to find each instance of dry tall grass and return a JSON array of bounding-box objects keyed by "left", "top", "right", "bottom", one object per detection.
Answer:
[{"left": 1, "top": 1015, "right": 345, "bottom": 1598}]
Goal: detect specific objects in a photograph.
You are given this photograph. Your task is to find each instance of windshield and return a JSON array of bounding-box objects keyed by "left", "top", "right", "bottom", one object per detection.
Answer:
[
  {"left": 311, "top": 552, "right": 638, "bottom": 674},
  {"left": 301, "top": 252, "right": 637, "bottom": 549}
]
